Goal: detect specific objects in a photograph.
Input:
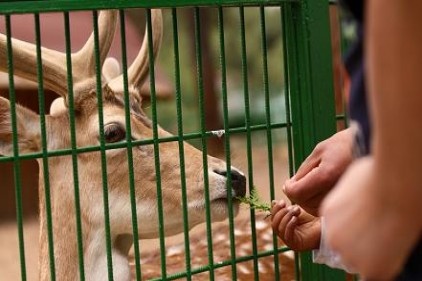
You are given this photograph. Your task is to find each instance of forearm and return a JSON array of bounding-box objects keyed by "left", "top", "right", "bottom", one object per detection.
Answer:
[{"left": 367, "top": 1, "right": 422, "bottom": 205}]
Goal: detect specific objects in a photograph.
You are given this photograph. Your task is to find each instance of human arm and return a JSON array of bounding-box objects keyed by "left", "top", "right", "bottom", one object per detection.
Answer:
[
  {"left": 321, "top": 1, "right": 422, "bottom": 279},
  {"left": 283, "top": 128, "right": 354, "bottom": 216}
]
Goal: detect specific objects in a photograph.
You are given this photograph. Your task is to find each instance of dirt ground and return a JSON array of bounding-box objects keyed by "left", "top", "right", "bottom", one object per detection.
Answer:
[{"left": 0, "top": 138, "right": 293, "bottom": 280}]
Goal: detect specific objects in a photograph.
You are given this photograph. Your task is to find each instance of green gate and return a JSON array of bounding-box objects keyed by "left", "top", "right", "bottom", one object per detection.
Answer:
[{"left": 0, "top": 0, "right": 347, "bottom": 280}]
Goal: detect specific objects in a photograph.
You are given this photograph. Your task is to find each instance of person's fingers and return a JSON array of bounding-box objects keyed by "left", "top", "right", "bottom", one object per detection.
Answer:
[
  {"left": 284, "top": 215, "right": 298, "bottom": 244},
  {"left": 295, "top": 205, "right": 316, "bottom": 222},
  {"left": 271, "top": 200, "right": 285, "bottom": 216},
  {"left": 284, "top": 168, "right": 325, "bottom": 204},
  {"left": 271, "top": 202, "right": 288, "bottom": 226},
  {"left": 291, "top": 152, "right": 321, "bottom": 181},
  {"left": 290, "top": 205, "right": 301, "bottom": 217},
  {"left": 278, "top": 205, "right": 298, "bottom": 235},
  {"left": 271, "top": 203, "right": 289, "bottom": 234}
]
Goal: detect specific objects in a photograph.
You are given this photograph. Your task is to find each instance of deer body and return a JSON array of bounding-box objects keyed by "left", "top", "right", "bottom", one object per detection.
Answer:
[
  {"left": 0, "top": 10, "right": 246, "bottom": 281},
  {"left": 140, "top": 214, "right": 296, "bottom": 281}
]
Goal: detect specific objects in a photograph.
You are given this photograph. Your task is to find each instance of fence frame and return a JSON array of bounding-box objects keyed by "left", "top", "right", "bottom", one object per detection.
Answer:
[
  {"left": 283, "top": 0, "right": 347, "bottom": 280},
  {"left": 0, "top": 0, "right": 347, "bottom": 280}
]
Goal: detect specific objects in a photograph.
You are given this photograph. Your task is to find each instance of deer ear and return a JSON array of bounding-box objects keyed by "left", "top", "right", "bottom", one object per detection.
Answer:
[
  {"left": 102, "top": 57, "right": 121, "bottom": 82},
  {"left": 50, "top": 97, "right": 67, "bottom": 117},
  {"left": 0, "top": 97, "right": 41, "bottom": 156}
]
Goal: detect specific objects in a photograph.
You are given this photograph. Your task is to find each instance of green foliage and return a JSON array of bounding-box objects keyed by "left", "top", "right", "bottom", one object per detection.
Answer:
[{"left": 236, "top": 187, "right": 271, "bottom": 213}]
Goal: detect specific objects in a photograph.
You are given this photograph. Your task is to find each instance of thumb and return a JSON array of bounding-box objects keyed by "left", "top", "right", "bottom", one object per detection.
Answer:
[{"left": 283, "top": 167, "right": 321, "bottom": 203}]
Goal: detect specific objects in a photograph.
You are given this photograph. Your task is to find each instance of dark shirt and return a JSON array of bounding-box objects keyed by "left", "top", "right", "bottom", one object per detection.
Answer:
[
  {"left": 341, "top": 0, "right": 370, "bottom": 153},
  {"left": 340, "top": 0, "right": 422, "bottom": 280}
]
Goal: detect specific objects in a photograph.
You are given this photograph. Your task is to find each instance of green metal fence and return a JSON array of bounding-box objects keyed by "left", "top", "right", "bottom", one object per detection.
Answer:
[{"left": 0, "top": 0, "right": 347, "bottom": 280}]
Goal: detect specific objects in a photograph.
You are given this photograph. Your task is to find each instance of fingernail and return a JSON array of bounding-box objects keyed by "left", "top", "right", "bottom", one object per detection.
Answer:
[
  {"left": 278, "top": 200, "right": 285, "bottom": 207},
  {"left": 287, "top": 205, "right": 293, "bottom": 211},
  {"left": 271, "top": 200, "right": 277, "bottom": 207}
]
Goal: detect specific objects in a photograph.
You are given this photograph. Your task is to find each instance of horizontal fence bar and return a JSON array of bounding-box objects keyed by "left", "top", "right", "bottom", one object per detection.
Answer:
[
  {"left": 0, "top": 122, "right": 288, "bottom": 162},
  {"left": 149, "top": 246, "right": 293, "bottom": 281},
  {"left": 0, "top": 0, "right": 297, "bottom": 15}
]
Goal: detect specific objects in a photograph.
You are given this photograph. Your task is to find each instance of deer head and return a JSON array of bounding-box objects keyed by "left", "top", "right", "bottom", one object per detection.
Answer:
[{"left": 0, "top": 10, "right": 246, "bottom": 281}]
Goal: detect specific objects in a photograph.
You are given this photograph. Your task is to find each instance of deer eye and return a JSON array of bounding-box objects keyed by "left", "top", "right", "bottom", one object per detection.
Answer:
[{"left": 104, "top": 123, "right": 126, "bottom": 143}]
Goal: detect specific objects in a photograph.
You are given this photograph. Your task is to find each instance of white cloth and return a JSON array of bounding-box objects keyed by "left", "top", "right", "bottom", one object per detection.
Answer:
[{"left": 312, "top": 217, "right": 356, "bottom": 273}]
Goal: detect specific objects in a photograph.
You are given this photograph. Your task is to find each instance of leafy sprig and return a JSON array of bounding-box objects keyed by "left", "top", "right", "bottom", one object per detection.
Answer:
[{"left": 236, "top": 188, "right": 271, "bottom": 213}]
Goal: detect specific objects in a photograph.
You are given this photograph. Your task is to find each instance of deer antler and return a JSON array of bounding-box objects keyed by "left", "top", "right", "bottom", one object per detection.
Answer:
[
  {"left": 108, "top": 9, "right": 163, "bottom": 93},
  {"left": 73, "top": 11, "right": 118, "bottom": 83},
  {"left": 0, "top": 10, "right": 118, "bottom": 99}
]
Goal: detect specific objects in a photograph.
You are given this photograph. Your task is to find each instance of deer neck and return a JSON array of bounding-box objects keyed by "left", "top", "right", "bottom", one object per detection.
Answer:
[{"left": 38, "top": 160, "right": 133, "bottom": 281}]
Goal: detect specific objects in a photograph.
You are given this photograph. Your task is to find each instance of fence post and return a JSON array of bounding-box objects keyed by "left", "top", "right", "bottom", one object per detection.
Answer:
[{"left": 283, "top": 0, "right": 347, "bottom": 280}]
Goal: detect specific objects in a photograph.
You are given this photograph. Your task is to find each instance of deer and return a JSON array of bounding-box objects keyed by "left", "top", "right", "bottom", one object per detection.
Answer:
[{"left": 0, "top": 9, "right": 246, "bottom": 281}]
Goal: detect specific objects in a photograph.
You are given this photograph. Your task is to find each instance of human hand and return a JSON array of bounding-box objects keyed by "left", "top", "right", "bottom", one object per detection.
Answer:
[
  {"left": 284, "top": 128, "right": 354, "bottom": 216},
  {"left": 271, "top": 200, "right": 321, "bottom": 251},
  {"left": 321, "top": 157, "right": 422, "bottom": 279}
]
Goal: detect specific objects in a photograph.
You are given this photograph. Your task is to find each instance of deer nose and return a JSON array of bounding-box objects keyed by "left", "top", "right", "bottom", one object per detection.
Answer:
[{"left": 214, "top": 169, "right": 246, "bottom": 197}]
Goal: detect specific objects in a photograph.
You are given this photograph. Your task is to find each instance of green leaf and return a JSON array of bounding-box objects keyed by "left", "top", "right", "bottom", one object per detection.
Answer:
[{"left": 236, "top": 187, "right": 271, "bottom": 213}]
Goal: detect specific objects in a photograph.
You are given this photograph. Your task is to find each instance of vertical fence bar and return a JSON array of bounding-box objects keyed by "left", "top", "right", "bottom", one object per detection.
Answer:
[
  {"left": 33, "top": 13, "right": 57, "bottom": 281},
  {"left": 63, "top": 12, "right": 86, "bottom": 280},
  {"left": 280, "top": 7, "right": 294, "bottom": 205},
  {"left": 172, "top": 8, "right": 193, "bottom": 281},
  {"left": 92, "top": 10, "right": 115, "bottom": 281},
  {"left": 217, "top": 6, "right": 237, "bottom": 281},
  {"left": 146, "top": 8, "right": 167, "bottom": 279},
  {"left": 4, "top": 14, "right": 27, "bottom": 281},
  {"left": 283, "top": 1, "right": 346, "bottom": 280},
  {"left": 280, "top": 5, "right": 300, "bottom": 280},
  {"left": 259, "top": 6, "right": 281, "bottom": 280},
  {"left": 193, "top": 7, "right": 215, "bottom": 280},
  {"left": 239, "top": 6, "right": 260, "bottom": 281},
  {"left": 118, "top": 9, "right": 142, "bottom": 281}
]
